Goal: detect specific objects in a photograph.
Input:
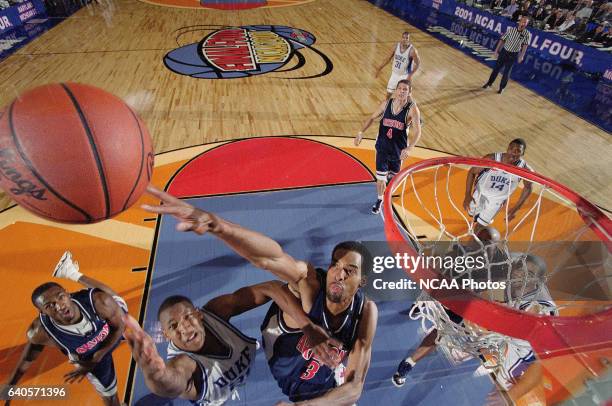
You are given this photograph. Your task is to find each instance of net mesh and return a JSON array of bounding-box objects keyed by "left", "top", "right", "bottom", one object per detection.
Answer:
[{"left": 385, "top": 157, "right": 611, "bottom": 374}]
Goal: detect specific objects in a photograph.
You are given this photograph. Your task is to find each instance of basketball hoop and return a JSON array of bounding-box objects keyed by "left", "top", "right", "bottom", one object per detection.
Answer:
[{"left": 383, "top": 156, "right": 611, "bottom": 402}]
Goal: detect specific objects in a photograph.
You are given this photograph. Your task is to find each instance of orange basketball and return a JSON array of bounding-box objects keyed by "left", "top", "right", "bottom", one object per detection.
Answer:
[{"left": 0, "top": 83, "right": 154, "bottom": 223}]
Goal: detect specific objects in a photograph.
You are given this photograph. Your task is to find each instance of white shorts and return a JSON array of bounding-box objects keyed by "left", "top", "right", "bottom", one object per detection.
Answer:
[
  {"left": 468, "top": 189, "right": 505, "bottom": 226},
  {"left": 387, "top": 72, "right": 408, "bottom": 93}
]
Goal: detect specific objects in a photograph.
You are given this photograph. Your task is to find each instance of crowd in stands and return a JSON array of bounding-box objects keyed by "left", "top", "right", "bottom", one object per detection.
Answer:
[
  {"left": 470, "top": 0, "right": 612, "bottom": 46},
  {"left": 0, "top": 0, "right": 25, "bottom": 10}
]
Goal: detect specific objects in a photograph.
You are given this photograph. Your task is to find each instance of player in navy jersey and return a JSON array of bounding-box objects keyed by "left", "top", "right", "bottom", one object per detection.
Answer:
[
  {"left": 354, "top": 80, "right": 422, "bottom": 214},
  {"left": 4, "top": 252, "right": 127, "bottom": 406},
  {"left": 138, "top": 186, "right": 378, "bottom": 405},
  {"left": 123, "top": 281, "right": 335, "bottom": 405}
]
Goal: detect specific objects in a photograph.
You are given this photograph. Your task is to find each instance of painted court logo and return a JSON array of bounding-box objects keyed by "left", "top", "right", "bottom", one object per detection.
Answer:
[{"left": 164, "top": 25, "right": 333, "bottom": 79}]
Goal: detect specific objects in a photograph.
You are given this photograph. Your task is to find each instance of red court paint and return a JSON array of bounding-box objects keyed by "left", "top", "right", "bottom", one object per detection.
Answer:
[{"left": 168, "top": 137, "right": 373, "bottom": 197}]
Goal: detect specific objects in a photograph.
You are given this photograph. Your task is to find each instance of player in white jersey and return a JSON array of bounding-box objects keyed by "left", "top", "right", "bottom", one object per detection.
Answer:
[
  {"left": 123, "top": 282, "right": 336, "bottom": 406},
  {"left": 376, "top": 32, "right": 421, "bottom": 97},
  {"left": 488, "top": 253, "right": 557, "bottom": 403},
  {"left": 122, "top": 187, "right": 339, "bottom": 405},
  {"left": 463, "top": 138, "right": 533, "bottom": 231}
]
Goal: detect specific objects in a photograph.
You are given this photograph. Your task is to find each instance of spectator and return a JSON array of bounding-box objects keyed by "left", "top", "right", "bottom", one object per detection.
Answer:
[
  {"left": 545, "top": 9, "right": 567, "bottom": 29},
  {"left": 502, "top": 0, "right": 520, "bottom": 16},
  {"left": 576, "top": 0, "right": 594, "bottom": 18},
  {"left": 604, "top": 29, "right": 612, "bottom": 46},
  {"left": 512, "top": 1, "right": 533, "bottom": 20},
  {"left": 593, "top": 1, "right": 612, "bottom": 20},
  {"left": 491, "top": 0, "right": 509, "bottom": 10},
  {"left": 490, "top": 0, "right": 508, "bottom": 10},
  {"left": 570, "top": 17, "right": 589, "bottom": 36},
  {"left": 578, "top": 21, "right": 610, "bottom": 41},
  {"left": 557, "top": 11, "right": 577, "bottom": 31},
  {"left": 533, "top": 5, "right": 547, "bottom": 19}
]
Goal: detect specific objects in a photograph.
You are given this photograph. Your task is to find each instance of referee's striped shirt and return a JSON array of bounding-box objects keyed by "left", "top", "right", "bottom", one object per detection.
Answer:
[{"left": 501, "top": 26, "right": 531, "bottom": 52}]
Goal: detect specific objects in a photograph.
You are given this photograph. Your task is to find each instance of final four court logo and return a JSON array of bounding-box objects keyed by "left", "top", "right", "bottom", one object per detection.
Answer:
[{"left": 164, "top": 25, "right": 333, "bottom": 79}]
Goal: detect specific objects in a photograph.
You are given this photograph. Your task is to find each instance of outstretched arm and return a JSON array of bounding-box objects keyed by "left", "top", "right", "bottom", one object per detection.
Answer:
[
  {"left": 123, "top": 315, "right": 198, "bottom": 399},
  {"left": 407, "top": 48, "right": 421, "bottom": 81},
  {"left": 206, "top": 281, "right": 342, "bottom": 368},
  {"left": 292, "top": 301, "right": 378, "bottom": 406},
  {"left": 4, "top": 320, "right": 50, "bottom": 389},
  {"left": 354, "top": 100, "right": 387, "bottom": 146},
  {"left": 142, "top": 186, "right": 309, "bottom": 287},
  {"left": 507, "top": 180, "right": 532, "bottom": 221}
]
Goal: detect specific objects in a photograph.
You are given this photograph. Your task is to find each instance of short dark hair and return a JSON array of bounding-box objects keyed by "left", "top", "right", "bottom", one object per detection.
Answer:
[
  {"left": 157, "top": 295, "right": 194, "bottom": 320},
  {"left": 31, "top": 282, "right": 63, "bottom": 307},
  {"left": 510, "top": 138, "right": 527, "bottom": 151},
  {"left": 402, "top": 31, "right": 410, "bottom": 36},
  {"left": 396, "top": 79, "right": 412, "bottom": 91},
  {"left": 331, "top": 241, "right": 373, "bottom": 276}
]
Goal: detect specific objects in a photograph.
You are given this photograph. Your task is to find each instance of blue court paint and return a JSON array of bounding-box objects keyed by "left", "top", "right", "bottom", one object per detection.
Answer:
[
  {"left": 132, "top": 183, "right": 493, "bottom": 405},
  {"left": 370, "top": 0, "right": 611, "bottom": 133}
]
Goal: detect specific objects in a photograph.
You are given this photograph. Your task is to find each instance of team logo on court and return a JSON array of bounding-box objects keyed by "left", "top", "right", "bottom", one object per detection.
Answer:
[{"left": 164, "top": 25, "right": 333, "bottom": 79}]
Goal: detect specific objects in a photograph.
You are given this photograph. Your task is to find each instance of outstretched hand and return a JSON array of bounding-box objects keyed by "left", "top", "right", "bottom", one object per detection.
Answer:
[
  {"left": 142, "top": 185, "right": 221, "bottom": 235},
  {"left": 122, "top": 314, "right": 167, "bottom": 380},
  {"left": 302, "top": 323, "right": 343, "bottom": 369},
  {"left": 64, "top": 363, "right": 94, "bottom": 384}
]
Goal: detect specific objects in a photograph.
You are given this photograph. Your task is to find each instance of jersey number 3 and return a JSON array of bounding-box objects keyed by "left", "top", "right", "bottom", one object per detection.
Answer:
[{"left": 300, "top": 360, "right": 320, "bottom": 380}]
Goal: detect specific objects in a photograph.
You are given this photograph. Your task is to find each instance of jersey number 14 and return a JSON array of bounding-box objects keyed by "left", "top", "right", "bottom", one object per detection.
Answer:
[{"left": 490, "top": 182, "right": 505, "bottom": 191}]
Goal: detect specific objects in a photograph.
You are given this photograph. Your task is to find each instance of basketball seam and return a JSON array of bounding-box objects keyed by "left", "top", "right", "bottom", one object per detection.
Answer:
[
  {"left": 60, "top": 83, "right": 111, "bottom": 219},
  {"left": 122, "top": 107, "right": 145, "bottom": 211},
  {"left": 7, "top": 101, "right": 93, "bottom": 222}
]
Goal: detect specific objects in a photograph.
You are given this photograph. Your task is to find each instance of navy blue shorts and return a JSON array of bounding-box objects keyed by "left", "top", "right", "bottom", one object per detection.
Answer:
[
  {"left": 375, "top": 149, "right": 401, "bottom": 181},
  {"left": 86, "top": 351, "right": 118, "bottom": 397}
]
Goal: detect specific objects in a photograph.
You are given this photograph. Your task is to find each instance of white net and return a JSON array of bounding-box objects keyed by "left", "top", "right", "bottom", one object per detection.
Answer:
[{"left": 386, "top": 157, "right": 611, "bottom": 364}]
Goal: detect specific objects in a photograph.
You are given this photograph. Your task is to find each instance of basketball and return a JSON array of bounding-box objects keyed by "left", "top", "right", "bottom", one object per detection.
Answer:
[{"left": 0, "top": 83, "right": 154, "bottom": 223}]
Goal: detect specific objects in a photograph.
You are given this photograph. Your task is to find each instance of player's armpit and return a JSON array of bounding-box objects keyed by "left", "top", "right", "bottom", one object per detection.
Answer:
[
  {"left": 90, "top": 290, "right": 125, "bottom": 362},
  {"left": 205, "top": 281, "right": 282, "bottom": 320}
]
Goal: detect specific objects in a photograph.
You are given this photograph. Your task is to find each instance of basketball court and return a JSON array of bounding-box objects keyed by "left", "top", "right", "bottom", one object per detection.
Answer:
[{"left": 0, "top": 0, "right": 610, "bottom": 405}]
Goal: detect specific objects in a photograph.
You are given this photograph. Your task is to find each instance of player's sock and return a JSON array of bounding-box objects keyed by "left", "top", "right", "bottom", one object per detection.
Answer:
[{"left": 53, "top": 251, "right": 83, "bottom": 282}]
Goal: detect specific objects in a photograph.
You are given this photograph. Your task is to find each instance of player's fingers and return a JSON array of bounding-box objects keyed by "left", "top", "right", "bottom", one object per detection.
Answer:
[
  {"left": 176, "top": 222, "right": 196, "bottom": 232},
  {"left": 146, "top": 185, "right": 186, "bottom": 206},
  {"left": 327, "top": 337, "right": 342, "bottom": 348},
  {"left": 140, "top": 204, "right": 181, "bottom": 215},
  {"left": 313, "top": 347, "right": 332, "bottom": 367}
]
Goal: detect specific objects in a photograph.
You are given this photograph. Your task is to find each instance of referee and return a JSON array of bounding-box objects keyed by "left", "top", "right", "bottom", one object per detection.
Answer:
[{"left": 483, "top": 16, "right": 531, "bottom": 94}]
